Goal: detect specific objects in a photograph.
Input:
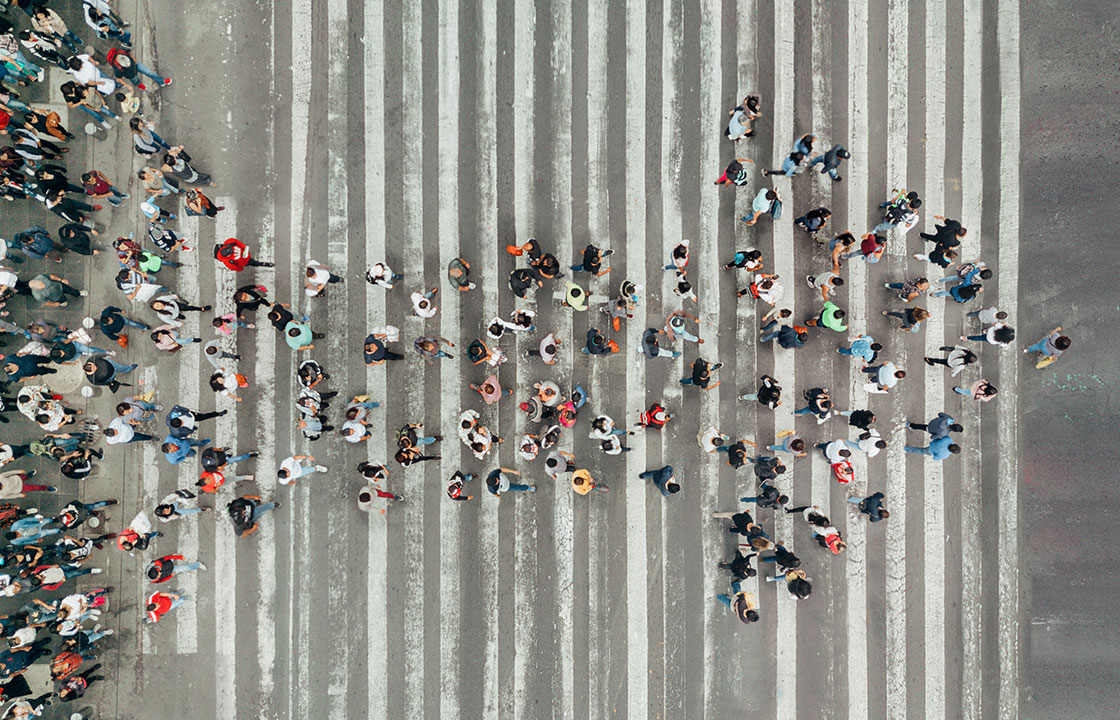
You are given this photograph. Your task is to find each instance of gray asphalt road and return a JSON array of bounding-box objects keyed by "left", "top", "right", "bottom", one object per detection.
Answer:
[
  {"left": 1019, "top": 1, "right": 1120, "bottom": 718},
  {"left": 0, "top": 0, "right": 1087, "bottom": 718}
]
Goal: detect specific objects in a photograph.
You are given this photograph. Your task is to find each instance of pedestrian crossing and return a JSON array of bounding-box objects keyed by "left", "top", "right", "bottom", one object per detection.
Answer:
[{"left": 93, "top": 0, "right": 1026, "bottom": 718}]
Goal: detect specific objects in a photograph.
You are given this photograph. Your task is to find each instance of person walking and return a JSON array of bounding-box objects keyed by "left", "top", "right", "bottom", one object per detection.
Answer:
[
  {"left": 276, "top": 455, "right": 327, "bottom": 485},
  {"left": 145, "top": 554, "right": 205, "bottom": 583},
  {"left": 884, "top": 276, "right": 929, "bottom": 302},
  {"left": 1023, "top": 325, "right": 1070, "bottom": 368},
  {"left": 640, "top": 465, "right": 679, "bottom": 497},
  {"left": 848, "top": 492, "right": 889, "bottom": 521},
  {"left": 28, "top": 273, "right": 85, "bottom": 307},
  {"left": 863, "top": 361, "right": 905, "bottom": 394},
  {"left": 154, "top": 489, "right": 212, "bottom": 522},
  {"left": 924, "top": 345, "right": 978, "bottom": 376},
  {"left": 83, "top": 356, "right": 137, "bottom": 392},
  {"left": 903, "top": 435, "right": 961, "bottom": 460},
  {"left": 145, "top": 590, "right": 189, "bottom": 624},
  {"left": 808, "top": 143, "right": 850, "bottom": 180},
  {"left": 903, "top": 412, "right": 962, "bottom": 440},
  {"left": 837, "top": 333, "right": 881, "bottom": 364},
  {"left": 758, "top": 319, "right": 808, "bottom": 349},
  {"left": 739, "top": 374, "right": 782, "bottom": 408},
  {"left": 716, "top": 580, "right": 759, "bottom": 624},
  {"left": 762, "top": 150, "right": 807, "bottom": 177},
  {"left": 446, "top": 256, "right": 475, "bottom": 291},
  {"left": 765, "top": 429, "right": 806, "bottom": 457},
  {"left": 712, "top": 157, "right": 753, "bottom": 186},
  {"left": 226, "top": 495, "right": 280, "bottom": 537},
  {"left": 570, "top": 244, "right": 613, "bottom": 276},
  {"left": 679, "top": 358, "right": 722, "bottom": 391},
  {"left": 805, "top": 271, "right": 844, "bottom": 302},
  {"left": 765, "top": 568, "right": 812, "bottom": 599},
  {"left": 725, "top": 93, "right": 761, "bottom": 141},
  {"left": 805, "top": 300, "right": 847, "bottom": 333},
  {"left": 640, "top": 327, "right": 681, "bottom": 359},
  {"left": 160, "top": 436, "right": 209, "bottom": 465},
  {"left": 718, "top": 549, "right": 758, "bottom": 581},
  {"left": 953, "top": 378, "right": 998, "bottom": 402},
  {"left": 214, "top": 238, "right": 273, "bottom": 271},
  {"left": 795, "top": 387, "right": 833, "bottom": 423},
  {"left": 882, "top": 306, "right": 931, "bottom": 333},
  {"left": 485, "top": 467, "right": 534, "bottom": 496},
  {"left": 414, "top": 335, "right": 454, "bottom": 362},
  {"left": 793, "top": 207, "right": 831, "bottom": 236},
  {"left": 740, "top": 187, "right": 780, "bottom": 225}
]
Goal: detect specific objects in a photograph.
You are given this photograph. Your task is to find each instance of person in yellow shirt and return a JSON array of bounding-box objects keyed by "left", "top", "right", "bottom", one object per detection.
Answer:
[{"left": 570, "top": 468, "right": 608, "bottom": 495}]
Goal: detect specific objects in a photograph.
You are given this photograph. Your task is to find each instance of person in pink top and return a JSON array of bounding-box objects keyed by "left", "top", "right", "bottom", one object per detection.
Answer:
[{"left": 469, "top": 375, "right": 512, "bottom": 405}]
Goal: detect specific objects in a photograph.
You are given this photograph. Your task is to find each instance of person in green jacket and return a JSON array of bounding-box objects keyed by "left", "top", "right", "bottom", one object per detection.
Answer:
[{"left": 805, "top": 301, "right": 847, "bottom": 332}]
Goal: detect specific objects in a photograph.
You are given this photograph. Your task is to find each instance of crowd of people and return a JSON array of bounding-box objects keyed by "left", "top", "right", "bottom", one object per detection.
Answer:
[
  {"left": 0, "top": 1, "right": 1072, "bottom": 714},
  {"left": 704, "top": 96, "right": 1067, "bottom": 621}
]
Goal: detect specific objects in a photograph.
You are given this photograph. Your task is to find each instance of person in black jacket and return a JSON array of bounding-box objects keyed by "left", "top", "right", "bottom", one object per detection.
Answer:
[
  {"left": 848, "top": 492, "right": 890, "bottom": 522},
  {"left": 718, "top": 549, "right": 757, "bottom": 580}
]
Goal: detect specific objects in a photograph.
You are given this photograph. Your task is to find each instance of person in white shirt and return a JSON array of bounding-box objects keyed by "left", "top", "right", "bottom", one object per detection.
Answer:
[
  {"left": 410, "top": 288, "right": 439, "bottom": 318},
  {"left": 277, "top": 455, "right": 328, "bottom": 485},
  {"left": 67, "top": 53, "right": 116, "bottom": 95},
  {"left": 845, "top": 428, "right": 887, "bottom": 458},
  {"left": 862, "top": 361, "right": 905, "bottom": 394},
  {"left": 364, "top": 261, "right": 402, "bottom": 289},
  {"left": 543, "top": 450, "right": 576, "bottom": 480},
  {"left": 697, "top": 426, "right": 729, "bottom": 453},
  {"left": 526, "top": 333, "right": 559, "bottom": 364},
  {"left": 340, "top": 419, "right": 371, "bottom": 443},
  {"left": 305, "top": 260, "right": 343, "bottom": 297},
  {"left": 924, "top": 345, "right": 978, "bottom": 376},
  {"left": 104, "top": 416, "right": 156, "bottom": 444},
  {"left": 814, "top": 439, "right": 851, "bottom": 464}
]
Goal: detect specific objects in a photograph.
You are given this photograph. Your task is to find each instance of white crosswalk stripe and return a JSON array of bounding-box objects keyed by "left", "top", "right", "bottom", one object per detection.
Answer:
[{"left": 92, "top": 1, "right": 1030, "bottom": 719}]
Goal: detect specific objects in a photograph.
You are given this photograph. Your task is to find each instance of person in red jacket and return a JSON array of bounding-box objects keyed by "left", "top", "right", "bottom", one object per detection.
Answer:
[
  {"left": 145, "top": 590, "right": 190, "bottom": 623},
  {"left": 145, "top": 554, "right": 205, "bottom": 583},
  {"left": 214, "top": 237, "right": 274, "bottom": 272}
]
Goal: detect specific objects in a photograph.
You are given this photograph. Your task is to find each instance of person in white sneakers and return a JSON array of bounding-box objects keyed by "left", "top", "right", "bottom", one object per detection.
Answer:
[{"left": 277, "top": 455, "right": 328, "bottom": 485}]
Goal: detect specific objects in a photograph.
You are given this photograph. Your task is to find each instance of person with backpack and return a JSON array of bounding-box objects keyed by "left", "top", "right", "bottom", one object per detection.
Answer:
[
  {"left": 226, "top": 495, "right": 280, "bottom": 538},
  {"left": 105, "top": 46, "right": 170, "bottom": 90}
]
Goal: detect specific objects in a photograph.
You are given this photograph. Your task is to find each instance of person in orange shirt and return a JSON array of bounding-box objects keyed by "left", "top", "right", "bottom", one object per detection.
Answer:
[{"left": 570, "top": 468, "right": 608, "bottom": 495}]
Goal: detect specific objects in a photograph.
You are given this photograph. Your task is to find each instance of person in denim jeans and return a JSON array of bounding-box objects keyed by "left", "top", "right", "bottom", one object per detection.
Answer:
[
  {"left": 161, "top": 436, "right": 210, "bottom": 465},
  {"left": 716, "top": 580, "right": 759, "bottom": 623},
  {"left": 837, "top": 333, "right": 881, "bottom": 363},
  {"left": 640, "top": 465, "right": 679, "bottom": 496},
  {"left": 1023, "top": 326, "right": 1070, "bottom": 366}
]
